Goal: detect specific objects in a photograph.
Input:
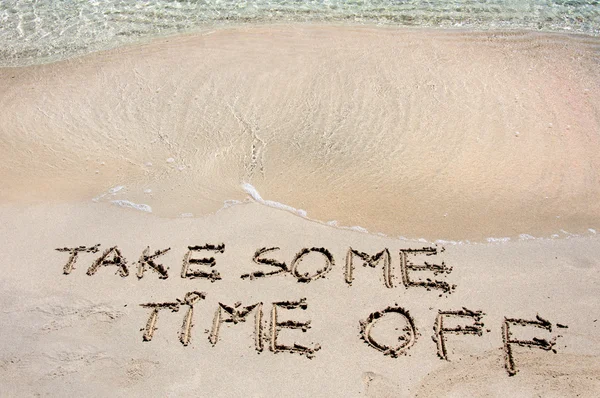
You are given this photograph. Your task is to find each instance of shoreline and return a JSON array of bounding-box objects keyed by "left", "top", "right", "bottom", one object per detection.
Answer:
[
  {"left": 2, "top": 22, "right": 600, "bottom": 69},
  {"left": 85, "top": 183, "right": 600, "bottom": 245},
  {"left": 3, "top": 194, "right": 599, "bottom": 245}
]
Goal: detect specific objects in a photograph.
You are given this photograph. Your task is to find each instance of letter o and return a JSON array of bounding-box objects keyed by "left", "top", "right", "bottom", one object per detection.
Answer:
[
  {"left": 290, "top": 247, "right": 334, "bottom": 282},
  {"left": 360, "top": 306, "right": 417, "bottom": 357}
]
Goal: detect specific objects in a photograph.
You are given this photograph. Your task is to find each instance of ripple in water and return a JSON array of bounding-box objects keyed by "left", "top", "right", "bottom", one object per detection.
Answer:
[{"left": 1, "top": 0, "right": 599, "bottom": 66}]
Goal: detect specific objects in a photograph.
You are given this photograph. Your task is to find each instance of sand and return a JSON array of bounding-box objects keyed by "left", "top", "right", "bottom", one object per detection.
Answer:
[
  {"left": 0, "top": 202, "right": 599, "bottom": 396},
  {"left": 0, "top": 25, "right": 599, "bottom": 397}
]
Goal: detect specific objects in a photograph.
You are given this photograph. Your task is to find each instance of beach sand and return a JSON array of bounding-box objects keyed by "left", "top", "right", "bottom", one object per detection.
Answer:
[{"left": 0, "top": 25, "right": 599, "bottom": 396}]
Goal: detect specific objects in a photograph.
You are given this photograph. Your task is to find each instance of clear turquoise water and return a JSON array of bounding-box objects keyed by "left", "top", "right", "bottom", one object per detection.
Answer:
[{"left": 1, "top": 0, "right": 599, "bottom": 66}]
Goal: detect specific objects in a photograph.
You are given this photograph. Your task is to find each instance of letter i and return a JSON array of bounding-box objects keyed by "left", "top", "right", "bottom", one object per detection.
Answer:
[{"left": 180, "top": 291, "right": 206, "bottom": 346}]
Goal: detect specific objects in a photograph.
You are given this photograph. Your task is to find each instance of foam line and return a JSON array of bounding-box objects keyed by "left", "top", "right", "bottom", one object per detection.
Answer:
[
  {"left": 111, "top": 200, "right": 152, "bottom": 213},
  {"left": 242, "top": 183, "right": 308, "bottom": 218},
  {"left": 239, "top": 183, "right": 598, "bottom": 245}
]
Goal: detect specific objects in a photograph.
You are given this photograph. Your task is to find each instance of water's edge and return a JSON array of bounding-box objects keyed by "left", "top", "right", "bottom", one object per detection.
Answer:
[
  {"left": 97, "top": 183, "right": 600, "bottom": 246},
  {"left": 1, "top": 0, "right": 599, "bottom": 67}
]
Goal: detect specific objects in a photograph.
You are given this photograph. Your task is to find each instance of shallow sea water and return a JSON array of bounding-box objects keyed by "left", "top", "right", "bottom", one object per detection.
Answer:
[
  {"left": 2, "top": 24, "right": 599, "bottom": 241},
  {"left": 1, "top": 0, "right": 599, "bottom": 66}
]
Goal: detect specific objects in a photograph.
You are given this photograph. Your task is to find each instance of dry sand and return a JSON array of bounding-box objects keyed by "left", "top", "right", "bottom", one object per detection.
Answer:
[
  {"left": 0, "top": 203, "right": 599, "bottom": 396},
  {"left": 0, "top": 25, "right": 599, "bottom": 397}
]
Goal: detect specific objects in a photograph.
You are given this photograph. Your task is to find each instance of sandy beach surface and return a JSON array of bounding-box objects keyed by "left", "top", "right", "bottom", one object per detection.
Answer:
[{"left": 1, "top": 25, "right": 599, "bottom": 397}]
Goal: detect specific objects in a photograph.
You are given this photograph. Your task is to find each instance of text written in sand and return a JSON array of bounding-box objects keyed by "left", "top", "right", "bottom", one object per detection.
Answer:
[{"left": 56, "top": 243, "right": 564, "bottom": 375}]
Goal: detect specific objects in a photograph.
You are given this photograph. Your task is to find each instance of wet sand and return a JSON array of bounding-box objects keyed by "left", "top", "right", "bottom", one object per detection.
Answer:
[{"left": 1, "top": 25, "right": 599, "bottom": 241}]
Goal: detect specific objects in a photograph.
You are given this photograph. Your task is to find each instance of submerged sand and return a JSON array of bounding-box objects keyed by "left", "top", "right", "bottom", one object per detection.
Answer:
[
  {"left": 0, "top": 25, "right": 600, "bottom": 397},
  {"left": 1, "top": 25, "right": 599, "bottom": 241}
]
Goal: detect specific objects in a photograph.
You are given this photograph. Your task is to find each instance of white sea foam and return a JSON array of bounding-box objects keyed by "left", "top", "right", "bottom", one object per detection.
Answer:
[
  {"left": 111, "top": 200, "right": 152, "bottom": 213},
  {"left": 237, "top": 184, "right": 598, "bottom": 245},
  {"left": 108, "top": 185, "right": 124, "bottom": 194},
  {"left": 434, "top": 239, "right": 464, "bottom": 245},
  {"left": 559, "top": 229, "right": 578, "bottom": 237},
  {"left": 242, "top": 182, "right": 308, "bottom": 218},
  {"left": 486, "top": 237, "right": 511, "bottom": 243},
  {"left": 223, "top": 199, "right": 242, "bottom": 208},
  {"left": 242, "top": 183, "right": 263, "bottom": 201},
  {"left": 92, "top": 185, "right": 125, "bottom": 202},
  {"left": 518, "top": 234, "right": 536, "bottom": 240}
]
